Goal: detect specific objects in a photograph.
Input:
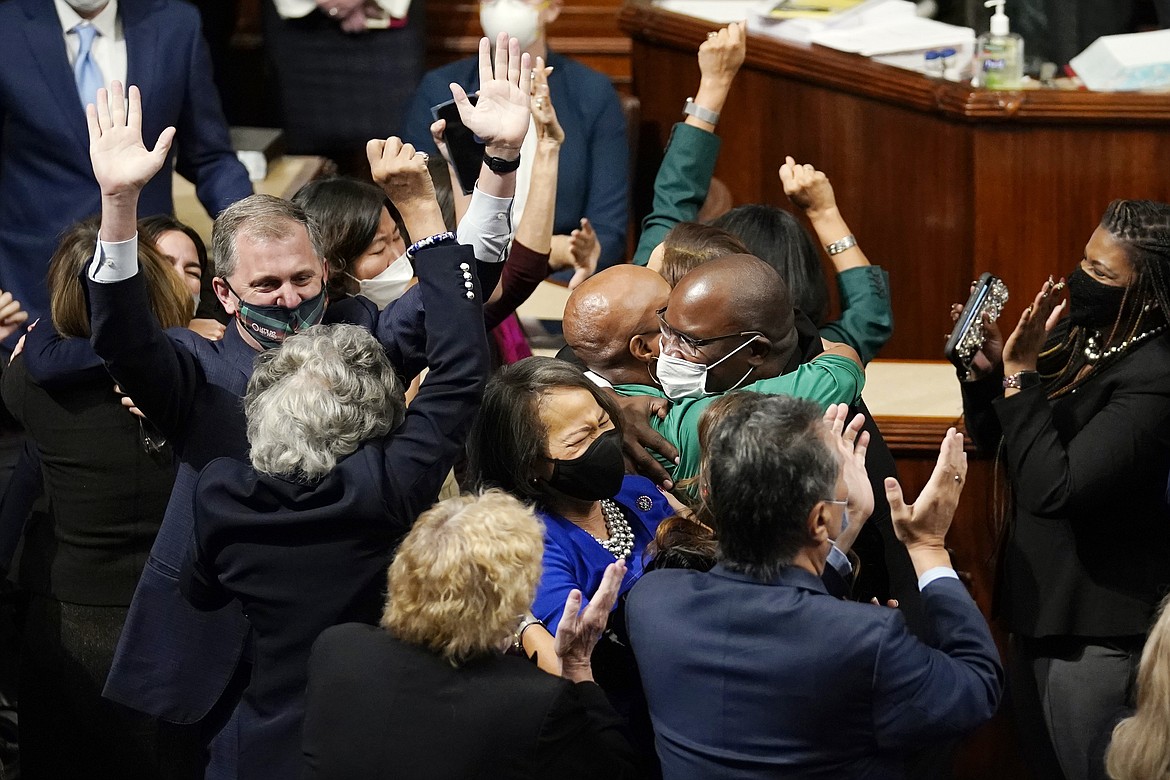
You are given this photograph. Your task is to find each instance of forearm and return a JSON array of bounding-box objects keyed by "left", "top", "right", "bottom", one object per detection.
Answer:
[
  {"left": 483, "top": 240, "right": 548, "bottom": 330},
  {"left": 515, "top": 142, "right": 559, "bottom": 253},
  {"left": 685, "top": 74, "right": 732, "bottom": 133},
  {"left": 807, "top": 206, "right": 869, "bottom": 272},
  {"left": 905, "top": 542, "right": 953, "bottom": 579},
  {"left": 632, "top": 124, "right": 721, "bottom": 265},
  {"left": 477, "top": 140, "right": 520, "bottom": 199},
  {"left": 99, "top": 193, "right": 139, "bottom": 244}
]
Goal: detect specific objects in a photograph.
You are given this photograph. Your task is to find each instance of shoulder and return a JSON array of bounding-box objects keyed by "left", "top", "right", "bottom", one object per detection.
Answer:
[
  {"left": 615, "top": 475, "right": 672, "bottom": 520},
  {"left": 312, "top": 622, "right": 385, "bottom": 661}
]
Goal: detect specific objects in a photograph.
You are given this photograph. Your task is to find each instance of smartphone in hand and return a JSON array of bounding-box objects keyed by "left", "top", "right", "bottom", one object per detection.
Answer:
[{"left": 431, "top": 96, "right": 482, "bottom": 196}]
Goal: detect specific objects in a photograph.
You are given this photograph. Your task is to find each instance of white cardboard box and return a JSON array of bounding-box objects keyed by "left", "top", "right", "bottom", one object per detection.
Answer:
[{"left": 1069, "top": 28, "right": 1170, "bottom": 92}]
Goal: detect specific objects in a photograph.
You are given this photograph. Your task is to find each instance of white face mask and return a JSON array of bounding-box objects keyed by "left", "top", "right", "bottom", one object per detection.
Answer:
[
  {"left": 479, "top": 0, "right": 542, "bottom": 51},
  {"left": 351, "top": 254, "right": 413, "bottom": 309},
  {"left": 655, "top": 336, "right": 759, "bottom": 401},
  {"left": 67, "top": 0, "right": 110, "bottom": 13}
]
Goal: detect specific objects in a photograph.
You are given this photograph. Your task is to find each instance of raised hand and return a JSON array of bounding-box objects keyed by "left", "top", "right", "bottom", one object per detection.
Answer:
[
  {"left": 1003, "top": 276, "right": 1067, "bottom": 375},
  {"left": 780, "top": 156, "right": 837, "bottom": 217},
  {"left": 698, "top": 21, "right": 746, "bottom": 88},
  {"left": 366, "top": 137, "right": 444, "bottom": 240},
  {"left": 87, "top": 82, "right": 175, "bottom": 199},
  {"left": 886, "top": 427, "right": 966, "bottom": 563},
  {"left": 450, "top": 33, "right": 532, "bottom": 156},
  {"left": 567, "top": 218, "right": 600, "bottom": 290},
  {"left": 554, "top": 559, "right": 627, "bottom": 683},
  {"left": 531, "top": 57, "right": 563, "bottom": 147},
  {"left": 823, "top": 403, "right": 872, "bottom": 553}
]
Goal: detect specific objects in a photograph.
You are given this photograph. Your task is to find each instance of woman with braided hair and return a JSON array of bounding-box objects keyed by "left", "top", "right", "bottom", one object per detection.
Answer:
[{"left": 957, "top": 199, "right": 1170, "bottom": 780}]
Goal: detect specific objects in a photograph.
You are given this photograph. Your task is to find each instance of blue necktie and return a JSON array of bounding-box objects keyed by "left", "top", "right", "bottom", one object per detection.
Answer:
[{"left": 73, "top": 23, "right": 104, "bottom": 109}]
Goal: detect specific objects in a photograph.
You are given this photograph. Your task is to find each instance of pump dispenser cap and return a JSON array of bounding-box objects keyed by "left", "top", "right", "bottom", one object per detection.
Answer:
[{"left": 984, "top": 0, "right": 1010, "bottom": 35}]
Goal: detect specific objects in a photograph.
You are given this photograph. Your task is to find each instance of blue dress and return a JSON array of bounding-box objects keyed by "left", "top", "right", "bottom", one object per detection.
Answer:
[{"left": 533, "top": 475, "right": 673, "bottom": 633}]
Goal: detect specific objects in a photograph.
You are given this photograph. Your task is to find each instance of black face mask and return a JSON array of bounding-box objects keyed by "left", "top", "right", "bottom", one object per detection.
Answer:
[
  {"left": 1067, "top": 267, "right": 1128, "bottom": 330},
  {"left": 546, "top": 429, "right": 625, "bottom": 502}
]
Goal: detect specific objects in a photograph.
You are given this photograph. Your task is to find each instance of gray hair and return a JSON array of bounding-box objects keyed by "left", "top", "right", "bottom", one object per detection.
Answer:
[
  {"left": 245, "top": 324, "right": 405, "bottom": 482},
  {"left": 210, "top": 194, "right": 326, "bottom": 279},
  {"left": 705, "top": 393, "right": 839, "bottom": 581}
]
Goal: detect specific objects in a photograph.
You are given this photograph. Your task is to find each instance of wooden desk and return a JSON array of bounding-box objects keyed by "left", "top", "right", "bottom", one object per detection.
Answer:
[
  {"left": 620, "top": 3, "right": 1170, "bottom": 360},
  {"left": 172, "top": 155, "right": 327, "bottom": 244}
]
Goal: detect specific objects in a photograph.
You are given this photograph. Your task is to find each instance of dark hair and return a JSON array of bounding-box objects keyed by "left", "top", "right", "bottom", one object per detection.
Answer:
[
  {"left": 138, "top": 214, "right": 210, "bottom": 280},
  {"left": 645, "top": 515, "right": 717, "bottom": 572},
  {"left": 1041, "top": 199, "right": 1170, "bottom": 397},
  {"left": 427, "top": 156, "right": 457, "bottom": 232},
  {"left": 467, "top": 357, "right": 623, "bottom": 505},
  {"left": 292, "top": 177, "right": 400, "bottom": 300},
  {"left": 706, "top": 393, "right": 838, "bottom": 581},
  {"left": 711, "top": 204, "right": 830, "bottom": 325},
  {"left": 660, "top": 222, "right": 749, "bottom": 286}
]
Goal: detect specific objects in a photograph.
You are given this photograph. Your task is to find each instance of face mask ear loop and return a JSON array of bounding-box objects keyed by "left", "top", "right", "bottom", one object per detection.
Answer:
[{"left": 703, "top": 334, "right": 763, "bottom": 394}]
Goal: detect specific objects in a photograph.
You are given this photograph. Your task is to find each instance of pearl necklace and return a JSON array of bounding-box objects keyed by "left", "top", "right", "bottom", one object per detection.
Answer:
[
  {"left": 591, "top": 499, "right": 635, "bottom": 559},
  {"left": 1083, "top": 324, "right": 1168, "bottom": 363}
]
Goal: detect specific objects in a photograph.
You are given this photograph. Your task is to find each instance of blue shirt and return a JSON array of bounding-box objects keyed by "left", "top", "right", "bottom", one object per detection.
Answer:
[
  {"left": 533, "top": 475, "right": 673, "bottom": 632},
  {"left": 401, "top": 51, "right": 629, "bottom": 268}
]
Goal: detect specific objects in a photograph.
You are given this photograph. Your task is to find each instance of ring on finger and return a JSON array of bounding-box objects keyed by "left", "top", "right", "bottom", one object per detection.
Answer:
[
  {"left": 327, "top": 6, "right": 339, "bottom": 15},
  {"left": 707, "top": 31, "right": 719, "bottom": 39}
]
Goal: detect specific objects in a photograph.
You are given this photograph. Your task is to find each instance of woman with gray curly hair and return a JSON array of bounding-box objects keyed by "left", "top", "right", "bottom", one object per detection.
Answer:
[
  {"left": 302, "top": 491, "right": 638, "bottom": 779},
  {"left": 178, "top": 142, "right": 489, "bottom": 778}
]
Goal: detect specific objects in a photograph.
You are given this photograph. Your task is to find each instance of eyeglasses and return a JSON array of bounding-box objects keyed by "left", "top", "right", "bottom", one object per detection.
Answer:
[{"left": 656, "top": 307, "right": 764, "bottom": 359}]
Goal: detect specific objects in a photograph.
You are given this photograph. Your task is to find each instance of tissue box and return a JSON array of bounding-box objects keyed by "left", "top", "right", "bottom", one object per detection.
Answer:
[{"left": 1069, "top": 29, "right": 1170, "bottom": 92}]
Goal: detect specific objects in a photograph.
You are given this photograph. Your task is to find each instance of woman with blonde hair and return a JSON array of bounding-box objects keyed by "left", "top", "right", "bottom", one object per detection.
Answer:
[
  {"left": 1105, "top": 596, "right": 1170, "bottom": 779},
  {"left": 1, "top": 218, "right": 194, "bottom": 778},
  {"left": 301, "top": 491, "right": 637, "bottom": 779}
]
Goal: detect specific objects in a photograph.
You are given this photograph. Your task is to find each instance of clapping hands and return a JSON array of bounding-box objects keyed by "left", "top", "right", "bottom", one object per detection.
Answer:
[
  {"left": 554, "top": 559, "right": 626, "bottom": 683},
  {"left": 823, "top": 403, "right": 872, "bottom": 554}
]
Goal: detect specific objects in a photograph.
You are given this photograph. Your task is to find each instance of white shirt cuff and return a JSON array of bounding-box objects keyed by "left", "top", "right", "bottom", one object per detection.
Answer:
[
  {"left": 827, "top": 544, "right": 853, "bottom": 577},
  {"left": 89, "top": 234, "right": 139, "bottom": 283},
  {"left": 457, "top": 186, "right": 514, "bottom": 265},
  {"left": 917, "top": 566, "right": 959, "bottom": 591}
]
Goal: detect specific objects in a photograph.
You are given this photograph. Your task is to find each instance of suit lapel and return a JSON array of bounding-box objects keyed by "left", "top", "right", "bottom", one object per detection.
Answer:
[
  {"left": 20, "top": 0, "right": 90, "bottom": 151},
  {"left": 122, "top": 0, "right": 158, "bottom": 108}
]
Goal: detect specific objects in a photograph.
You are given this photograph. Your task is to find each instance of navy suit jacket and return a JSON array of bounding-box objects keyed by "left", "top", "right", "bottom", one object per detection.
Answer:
[
  {"left": 90, "top": 244, "right": 476, "bottom": 726},
  {"left": 176, "top": 261, "right": 488, "bottom": 778},
  {"left": 0, "top": 0, "right": 251, "bottom": 324},
  {"left": 626, "top": 565, "right": 1003, "bottom": 779},
  {"left": 401, "top": 52, "right": 629, "bottom": 269}
]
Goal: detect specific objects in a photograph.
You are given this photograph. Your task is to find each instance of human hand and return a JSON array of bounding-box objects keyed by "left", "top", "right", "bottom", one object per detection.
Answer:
[
  {"left": 188, "top": 318, "right": 226, "bottom": 341},
  {"left": 1002, "top": 276, "right": 1066, "bottom": 375},
  {"left": 429, "top": 118, "right": 453, "bottom": 168},
  {"left": 366, "top": 137, "right": 443, "bottom": 238},
  {"left": 554, "top": 559, "right": 627, "bottom": 683},
  {"left": 950, "top": 282, "right": 1005, "bottom": 380},
  {"left": 608, "top": 391, "right": 679, "bottom": 490},
  {"left": 315, "top": 0, "right": 363, "bottom": 21},
  {"left": 823, "top": 403, "right": 872, "bottom": 553},
  {"left": 114, "top": 385, "right": 146, "bottom": 420},
  {"left": 87, "top": 83, "right": 175, "bottom": 200},
  {"left": 450, "top": 34, "right": 532, "bottom": 159},
  {"left": 886, "top": 427, "right": 965, "bottom": 564},
  {"left": 531, "top": 57, "right": 563, "bottom": 147},
  {"left": 698, "top": 21, "right": 746, "bottom": 88},
  {"left": 780, "top": 156, "right": 837, "bottom": 219},
  {"left": 338, "top": 6, "right": 369, "bottom": 33},
  {"left": 567, "top": 219, "right": 600, "bottom": 291},
  {"left": 0, "top": 289, "right": 28, "bottom": 343}
]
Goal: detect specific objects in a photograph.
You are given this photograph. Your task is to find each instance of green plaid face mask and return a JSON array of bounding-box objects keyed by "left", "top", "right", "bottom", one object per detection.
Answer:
[{"left": 225, "top": 282, "right": 326, "bottom": 350}]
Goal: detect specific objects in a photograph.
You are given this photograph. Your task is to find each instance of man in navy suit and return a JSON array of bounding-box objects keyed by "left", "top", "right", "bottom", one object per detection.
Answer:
[
  {"left": 0, "top": 0, "right": 251, "bottom": 331},
  {"left": 626, "top": 395, "right": 1003, "bottom": 779},
  {"left": 83, "top": 37, "right": 531, "bottom": 776}
]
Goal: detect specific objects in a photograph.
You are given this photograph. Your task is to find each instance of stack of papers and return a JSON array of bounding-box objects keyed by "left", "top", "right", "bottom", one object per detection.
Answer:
[{"left": 811, "top": 16, "right": 973, "bottom": 56}]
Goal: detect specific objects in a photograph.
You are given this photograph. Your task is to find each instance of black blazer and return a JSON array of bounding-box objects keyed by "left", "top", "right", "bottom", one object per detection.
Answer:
[
  {"left": 963, "top": 332, "right": 1170, "bottom": 638},
  {"left": 302, "top": 624, "right": 638, "bottom": 780},
  {"left": 0, "top": 350, "right": 173, "bottom": 605}
]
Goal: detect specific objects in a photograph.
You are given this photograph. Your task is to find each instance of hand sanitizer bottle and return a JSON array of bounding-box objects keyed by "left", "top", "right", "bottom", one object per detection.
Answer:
[{"left": 975, "top": 0, "right": 1023, "bottom": 89}]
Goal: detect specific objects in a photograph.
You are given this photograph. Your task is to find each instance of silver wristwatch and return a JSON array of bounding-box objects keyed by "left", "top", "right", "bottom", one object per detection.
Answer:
[
  {"left": 825, "top": 234, "right": 858, "bottom": 256},
  {"left": 683, "top": 97, "right": 720, "bottom": 126}
]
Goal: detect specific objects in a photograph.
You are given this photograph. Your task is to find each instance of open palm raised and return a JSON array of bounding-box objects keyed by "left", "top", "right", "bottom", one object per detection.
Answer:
[
  {"left": 87, "top": 82, "right": 175, "bottom": 198},
  {"left": 449, "top": 33, "right": 532, "bottom": 153}
]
